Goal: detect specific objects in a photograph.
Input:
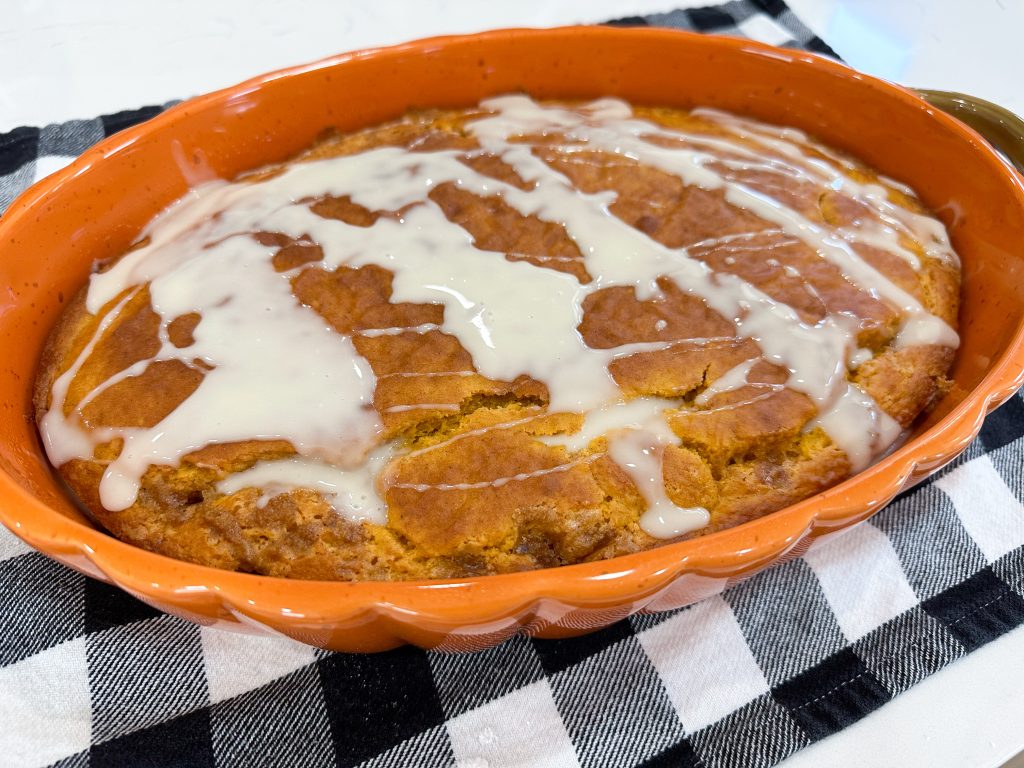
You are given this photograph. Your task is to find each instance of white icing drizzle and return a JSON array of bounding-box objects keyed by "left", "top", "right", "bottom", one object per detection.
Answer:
[
  {"left": 354, "top": 323, "right": 442, "bottom": 337},
  {"left": 39, "top": 96, "right": 961, "bottom": 538},
  {"left": 676, "top": 391, "right": 779, "bottom": 416},
  {"left": 611, "top": 432, "right": 709, "bottom": 539},
  {"left": 693, "top": 359, "right": 760, "bottom": 406},
  {"left": 691, "top": 107, "right": 960, "bottom": 269},
  {"left": 809, "top": 383, "right": 903, "bottom": 473},
  {"left": 848, "top": 348, "right": 874, "bottom": 369},
  {"left": 216, "top": 447, "right": 393, "bottom": 524},
  {"left": 388, "top": 454, "right": 602, "bottom": 493},
  {"left": 541, "top": 397, "right": 679, "bottom": 453},
  {"left": 40, "top": 288, "right": 143, "bottom": 465},
  {"left": 87, "top": 234, "right": 381, "bottom": 512},
  {"left": 541, "top": 398, "right": 710, "bottom": 538},
  {"left": 404, "top": 408, "right": 546, "bottom": 460},
  {"left": 382, "top": 403, "right": 461, "bottom": 413},
  {"left": 377, "top": 370, "right": 477, "bottom": 379}
]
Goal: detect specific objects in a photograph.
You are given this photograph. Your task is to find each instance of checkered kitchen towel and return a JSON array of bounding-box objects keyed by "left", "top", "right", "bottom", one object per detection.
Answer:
[{"left": 3, "top": 2, "right": 1023, "bottom": 767}]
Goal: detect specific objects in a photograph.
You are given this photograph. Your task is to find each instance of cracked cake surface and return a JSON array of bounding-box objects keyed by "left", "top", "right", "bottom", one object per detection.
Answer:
[{"left": 35, "top": 97, "right": 960, "bottom": 580}]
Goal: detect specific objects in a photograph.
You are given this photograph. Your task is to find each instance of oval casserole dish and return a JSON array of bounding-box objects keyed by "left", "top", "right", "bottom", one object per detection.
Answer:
[{"left": 1, "top": 27, "right": 1024, "bottom": 652}]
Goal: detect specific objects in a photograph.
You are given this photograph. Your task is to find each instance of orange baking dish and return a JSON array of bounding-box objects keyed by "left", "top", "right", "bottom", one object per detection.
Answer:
[{"left": 2, "top": 27, "right": 1023, "bottom": 653}]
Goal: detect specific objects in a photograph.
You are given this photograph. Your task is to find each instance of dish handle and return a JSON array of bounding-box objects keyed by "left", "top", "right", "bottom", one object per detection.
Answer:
[{"left": 915, "top": 89, "right": 1024, "bottom": 175}]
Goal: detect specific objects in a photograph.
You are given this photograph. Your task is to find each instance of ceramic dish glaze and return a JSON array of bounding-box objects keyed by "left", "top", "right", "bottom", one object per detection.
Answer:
[{"left": 2, "top": 27, "right": 1024, "bottom": 653}]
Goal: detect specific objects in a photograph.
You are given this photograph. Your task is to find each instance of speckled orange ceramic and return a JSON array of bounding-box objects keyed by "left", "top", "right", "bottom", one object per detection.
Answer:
[{"left": 2, "top": 28, "right": 1024, "bottom": 653}]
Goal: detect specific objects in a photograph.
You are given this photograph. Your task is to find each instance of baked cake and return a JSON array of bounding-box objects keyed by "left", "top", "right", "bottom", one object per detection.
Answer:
[{"left": 34, "top": 96, "right": 961, "bottom": 580}]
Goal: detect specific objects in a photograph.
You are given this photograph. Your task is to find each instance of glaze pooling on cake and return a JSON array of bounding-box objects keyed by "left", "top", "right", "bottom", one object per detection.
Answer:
[{"left": 35, "top": 97, "right": 961, "bottom": 579}]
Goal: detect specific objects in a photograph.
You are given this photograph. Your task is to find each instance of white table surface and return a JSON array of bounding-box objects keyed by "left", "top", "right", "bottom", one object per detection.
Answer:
[{"left": 3, "top": 1, "right": 1024, "bottom": 766}]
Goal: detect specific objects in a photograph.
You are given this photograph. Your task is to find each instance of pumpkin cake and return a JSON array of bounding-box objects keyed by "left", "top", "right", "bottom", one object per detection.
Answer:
[{"left": 34, "top": 96, "right": 960, "bottom": 580}]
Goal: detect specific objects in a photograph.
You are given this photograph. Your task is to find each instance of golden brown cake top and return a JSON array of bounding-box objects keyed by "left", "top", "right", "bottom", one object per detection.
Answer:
[{"left": 35, "top": 96, "right": 960, "bottom": 579}]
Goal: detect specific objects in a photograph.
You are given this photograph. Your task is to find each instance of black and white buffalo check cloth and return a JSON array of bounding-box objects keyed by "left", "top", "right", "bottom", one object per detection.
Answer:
[{"left": 3, "top": 2, "right": 1024, "bottom": 767}]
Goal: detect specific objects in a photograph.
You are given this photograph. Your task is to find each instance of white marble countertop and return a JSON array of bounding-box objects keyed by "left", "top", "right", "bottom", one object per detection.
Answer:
[{"left": 3, "top": 1, "right": 1023, "bottom": 766}]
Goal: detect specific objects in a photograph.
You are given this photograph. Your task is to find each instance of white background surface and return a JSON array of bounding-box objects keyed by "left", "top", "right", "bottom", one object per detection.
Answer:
[{"left": 3, "top": 1, "right": 1024, "bottom": 766}]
